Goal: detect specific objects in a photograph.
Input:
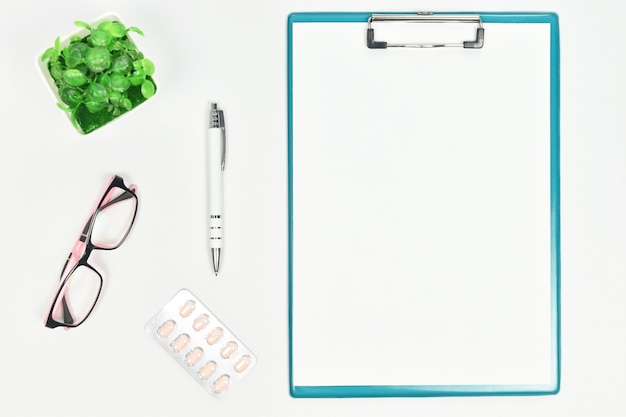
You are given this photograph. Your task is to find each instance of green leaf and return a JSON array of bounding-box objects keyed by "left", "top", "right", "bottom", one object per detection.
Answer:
[
  {"left": 85, "top": 100, "right": 105, "bottom": 113},
  {"left": 88, "top": 29, "right": 112, "bottom": 48},
  {"left": 86, "top": 83, "right": 108, "bottom": 103},
  {"left": 65, "top": 43, "right": 89, "bottom": 68},
  {"left": 62, "top": 69, "right": 88, "bottom": 87},
  {"left": 127, "top": 26, "right": 144, "bottom": 36},
  {"left": 140, "top": 59, "right": 155, "bottom": 76},
  {"left": 66, "top": 42, "right": 89, "bottom": 57},
  {"left": 54, "top": 36, "right": 61, "bottom": 55},
  {"left": 128, "top": 74, "right": 144, "bottom": 86},
  {"left": 110, "top": 54, "right": 132, "bottom": 74},
  {"left": 57, "top": 102, "right": 72, "bottom": 112},
  {"left": 76, "top": 63, "right": 89, "bottom": 76},
  {"left": 108, "top": 91, "right": 122, "bottom": 106},
  {"left": 50, "top": 63, "right": 64, "bottom": 80},
  {"left": 127, "top": 49, "right": 141, "bottom": 61},
  {"left": 66, "top": 53, "right": 82, "bottom": 68},
  {"left": 110, "top": 40, "right": 123, "bottom": 52},
  {"left": 97, "top": 21, "right": 113, "bottom": 32},
  {"left": 60, "top": 87, "right": 83, "bottom": 106},
  {"left": 71, "top": 109, "right": 80, "bottom": 130},
  {"left": 71, "top": 42, "right": 89, "bottom": 55},
  {"left": 141, "top": 79, "right": 156, "bottom": 99},
  {"left": 74, "top": 21, "right": 92, "bottom": 32},
  {"left": 121, "top": 98, "right": 132, "bottom": 111},
  {"left": 109, "top": 73, "right": 130, "bottom": 92},
  {"left": 41, "top": 47, "right": 56, "bottom": 62},
  {"left": 108, "top": 22, "right": 126, "bottom": 38},
  {"left": 123, "top": 40, "right": 138, "bottom": 52},
  {"left": 85, "top": 47, "right": 111, "bottom": 73},
  {"left": 98, "top": 73, "right": 112, "bottom": 90}
]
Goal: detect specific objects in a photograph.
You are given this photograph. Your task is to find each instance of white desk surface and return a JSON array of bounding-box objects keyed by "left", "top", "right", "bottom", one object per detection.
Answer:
[{"left": 1, "top": 1, "right": 624, "bottom": 416}]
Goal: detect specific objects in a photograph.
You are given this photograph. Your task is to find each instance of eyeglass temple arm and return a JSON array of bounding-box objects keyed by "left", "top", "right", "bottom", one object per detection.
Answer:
[{"left": 102, "top": 188, "right": 135, "bottom": 209}]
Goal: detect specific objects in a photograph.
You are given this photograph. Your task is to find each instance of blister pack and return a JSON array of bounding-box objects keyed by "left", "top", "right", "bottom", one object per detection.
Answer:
[{"left": 145, "top": 289, "right": 256, "bottom": 398}]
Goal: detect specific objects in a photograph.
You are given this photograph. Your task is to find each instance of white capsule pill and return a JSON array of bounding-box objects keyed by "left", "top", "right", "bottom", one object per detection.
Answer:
[
  {"left": 184, "top": 347, "right": 204, "bottom": 366},
  {"left": 212, "top": 374, "right": 231, "bottom": 394},
  {"left": 198, "top": 361, "right": 217, "bottom": 380},
  {"left": 157, "top": 320, "right": 176, "bottom": 338},
  {"left": 179, "top": 300, "right": 196, "bottom": 318},
  {"left": 192, "top": 314, "right": 210, "bottom": 331},
  {"left": 206, "top": 327, "right": 224, "bottom": 345},
  {"left": 220, "top": 341, "right": 238, "bottom": 359},
  {"left": 170, "top": 334, "right": 190, "bottom": 352},
  {"left": 233, "top": 355, "right": 251, "bottom": 373}
]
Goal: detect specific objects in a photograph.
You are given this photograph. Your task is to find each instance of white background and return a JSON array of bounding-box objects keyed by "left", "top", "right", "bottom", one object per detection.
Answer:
[{"left": 0, "top": 1, "right": 624, "bottom": 416}]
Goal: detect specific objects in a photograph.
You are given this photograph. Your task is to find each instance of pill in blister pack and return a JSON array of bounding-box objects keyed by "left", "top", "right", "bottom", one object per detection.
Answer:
[{"left": 145, "top": 289, "right": 256, "bottom": 398}]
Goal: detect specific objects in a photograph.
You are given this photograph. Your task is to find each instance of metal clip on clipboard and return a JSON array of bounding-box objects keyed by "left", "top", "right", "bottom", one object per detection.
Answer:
[{"left": 367, "top": 13, "right": 484, "bottom": 49}]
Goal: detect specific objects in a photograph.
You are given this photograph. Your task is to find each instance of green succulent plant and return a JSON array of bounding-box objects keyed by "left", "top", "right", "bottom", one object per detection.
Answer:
[{"left": 41, "top": 19, "right": 156, "bottom": 134}]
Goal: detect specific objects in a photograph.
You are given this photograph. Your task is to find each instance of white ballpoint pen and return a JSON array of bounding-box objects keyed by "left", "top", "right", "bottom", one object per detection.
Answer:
[{"left": 208, "top": 103, "right": 226, "bottom": 276}]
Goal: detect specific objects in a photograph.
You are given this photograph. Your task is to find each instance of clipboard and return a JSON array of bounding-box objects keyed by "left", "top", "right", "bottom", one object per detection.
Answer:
[{"left": 287, "top": 12, "right": 560, "bottom": 397}]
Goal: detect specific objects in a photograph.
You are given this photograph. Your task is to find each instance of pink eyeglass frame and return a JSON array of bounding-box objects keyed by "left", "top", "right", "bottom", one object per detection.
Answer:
[{"left": 44, "top": 175, "right": 138, "bottom": 329}]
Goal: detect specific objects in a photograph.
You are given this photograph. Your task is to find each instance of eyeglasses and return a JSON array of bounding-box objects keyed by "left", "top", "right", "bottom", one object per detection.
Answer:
[{"left": 45, "top": 175, "right": 138, "bottom": 329}]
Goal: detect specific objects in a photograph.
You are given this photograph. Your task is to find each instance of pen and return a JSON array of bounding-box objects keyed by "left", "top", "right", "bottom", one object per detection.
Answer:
[{"left": 208, "top": 103, "right": 226, "bottom": 276}]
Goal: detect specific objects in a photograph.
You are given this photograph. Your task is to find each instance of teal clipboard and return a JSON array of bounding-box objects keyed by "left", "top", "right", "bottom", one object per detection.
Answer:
[{"left": 288, "top": 12, "right": 560, "bottom": 398}]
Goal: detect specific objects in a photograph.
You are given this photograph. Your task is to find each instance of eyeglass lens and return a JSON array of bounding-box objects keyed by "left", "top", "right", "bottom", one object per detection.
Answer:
[
  {"left": 51, "top": 265, "right": 101, "bottom": 326},
  {"left": 91, "top": 185, "right": 137, "bottom": 249}
]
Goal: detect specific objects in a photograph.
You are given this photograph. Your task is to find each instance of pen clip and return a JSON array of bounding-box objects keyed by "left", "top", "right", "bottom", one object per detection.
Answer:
[
  {"left": 218, "top": 110, "right": 226, "bottom": 171},
  {"left": 210, "top": 103, "right": 226, "bottom": 170}
]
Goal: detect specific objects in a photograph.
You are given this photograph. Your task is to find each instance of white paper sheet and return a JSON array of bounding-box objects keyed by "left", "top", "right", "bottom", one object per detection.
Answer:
[{"left": 291, "top": 21, "right": 553, "bottom": 387}]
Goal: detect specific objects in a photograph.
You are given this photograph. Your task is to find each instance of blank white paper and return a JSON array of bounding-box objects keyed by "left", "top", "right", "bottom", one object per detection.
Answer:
[{"left": 291, "top": 21, "right": 553, "bottom": 387}]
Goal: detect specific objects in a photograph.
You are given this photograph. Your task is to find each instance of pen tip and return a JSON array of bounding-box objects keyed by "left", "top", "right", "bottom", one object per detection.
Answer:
[{"left": 211, "top": 248, "right": 221, "bottom": 276}]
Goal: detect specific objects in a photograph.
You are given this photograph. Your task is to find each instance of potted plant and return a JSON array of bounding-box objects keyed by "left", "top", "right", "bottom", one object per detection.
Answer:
[{"left": 38, "top": 13, "right": 157, "bottom": 135}]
